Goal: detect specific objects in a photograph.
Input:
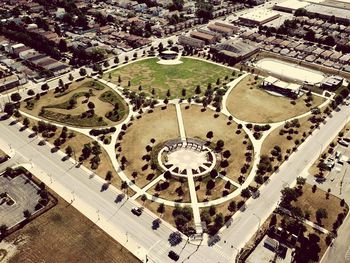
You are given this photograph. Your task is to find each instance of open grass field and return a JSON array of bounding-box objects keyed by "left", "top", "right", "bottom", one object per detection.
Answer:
[
  {"left": 120, "top": 106, "right": 180, "bottom": 188},
  {"left": 226, "top": 76, "right": 325, "bottom": 123},
  {"left": 104, "top": 57, "right": 234, "bottom": 99},
  {"left": 292, "top": 184, "right": 348, "bottom": 231},
  {"left": 21, "top": 79, "right": 128, "bottom": 127},
  {"left": 3, "top": 195, "right": 139, "bottom": 263},
  {"left": 181, "top": 105, "right": 251, "bottom": 183}
]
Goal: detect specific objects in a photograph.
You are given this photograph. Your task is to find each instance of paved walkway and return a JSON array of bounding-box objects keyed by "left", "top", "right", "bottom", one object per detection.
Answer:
[
  {"left": 187, "top": 169, "right": 203, "bottom": 234},
  {"left": 175, "top": 103, "right": 186, "bottom": 141}
]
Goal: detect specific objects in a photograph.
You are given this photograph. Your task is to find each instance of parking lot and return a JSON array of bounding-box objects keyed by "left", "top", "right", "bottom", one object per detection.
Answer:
[{"left": 0, "top": 172, "right": 41, "bottom": 228}]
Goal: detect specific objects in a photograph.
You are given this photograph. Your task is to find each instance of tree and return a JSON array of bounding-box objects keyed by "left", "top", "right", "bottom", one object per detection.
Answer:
[
  {"left": 10, "top": 92, "right": 21, "bottom": 102},
  {"left": 58, "top": 79, "right": 64, "bottom": 88},
  {"left": 195, "top": 85, "right": 201, "bottom": 94},
  {"left": 316, "top": 208, "right": 328, "bottom": 222},
  {"left": 201, "top": 210, "right": 211, "bottom": 225},
  {"left": 181, "top": 88, "right": 186, "bottom": 97},
  {"left": 58, "top": 39, "right": 68, "bottom": 52},
  {"left": 206, "top": 131, "right": 214, "bottom": 140},
  {"left": 164, "top": 171, "right": 172, "bottom": 180},
  {"left": 79, "top": 68, "right": 87, "bottom": 76},
  {"left": 114, "top": 57, "right": 119, "bottom": 64},
  {"left": 88, "top": 101, "right": 95, "bottom": 110},
  {"left": 241, "top": 188, "right": 251, "bottom": 199},
  {"left": 209, "top": 205, "right": 216, "bottom": 216},
  {"left": 4, "top": 102, "right": 15, "bottom": 115},
  {"left": 23, "top": 209, "right": 31, "bottom": 218},
  {"left": 210, "top": 169, "right": 218, "bottom": 179},
  {"left": 216, "top": 140, "right": 224, "bottom": 150},
  {"left": 228, "top": 201, "right": 236, "bottom": 213},
  {"left": 0, "top": 224, "right": 7, "bottom": 235},
  {"left": 141, "top": 194, "right": 147, "bottom": 203},
  {"left": 65, "top": 145, "right": 73, "bottom": 156},
  {"left": 157, "top": 203, "right": 165, "bottom": 214},
  {"left": 222, "top": 150, "right": 231, "bottom": 159},
  {"left": 121, "top": 181, "right": 128, "bottom": 192},
  {"left": 214, "top": 213, "right": 224, "bottom": 227},
  {"left": 166, "top": 89, "right": 171, "bottom": 97},
  {"left": 23, "top": 117, "right": 30, "bottom": 127},
  {"left": 68, "top": 73, "right": 74, "bottom": 81},
  {"left": 105, "top": 170, "right": 113, "bottom": 181},
  {"left": 206, "top": 179, "right": 215, "bottom": 190},
  {"left": 296, "top": 177, "right": 306, "bottom": 186}
]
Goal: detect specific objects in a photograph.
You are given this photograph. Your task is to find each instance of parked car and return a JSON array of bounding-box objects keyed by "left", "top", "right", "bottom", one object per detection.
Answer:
[
  {"left": 168, "top": 251, "right": 179, "bottom": 261},
  {"left": 131, "top": 207, "right": 142, "bottom": 216}
]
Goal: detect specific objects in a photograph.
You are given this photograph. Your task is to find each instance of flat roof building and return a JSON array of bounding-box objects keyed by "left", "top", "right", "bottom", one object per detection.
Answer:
[
  {"left": 273, "top": 0, "right": 310, "bottom": 13},
  {"left": 190, "top": 31, "right": 217, "bottom": 44},
  {"left": 213, "top": 39, "right": 259, "bottom": 63},
  {"left": 178, "top": 35, "right": 205, "bottom": 48},
  {"left": 239, "top": 10, "right": 280, "bottom": 26}
]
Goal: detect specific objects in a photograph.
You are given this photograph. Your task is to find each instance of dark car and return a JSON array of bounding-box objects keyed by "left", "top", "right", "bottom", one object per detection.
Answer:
[
  {"left": 168, "top": 251, "right": 179, "bottom": 261},
  {"left": 131, "top": 207, "right": 142, "bottom": 216}
]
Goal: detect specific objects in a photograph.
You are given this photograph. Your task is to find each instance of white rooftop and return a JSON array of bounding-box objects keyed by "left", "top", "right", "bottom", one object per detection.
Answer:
[
  {"left": 275, "top": 0, "right": 310, "bottom": 10},
  {"left": 239, "top": 10, "right": 280, "bottom": 23}
]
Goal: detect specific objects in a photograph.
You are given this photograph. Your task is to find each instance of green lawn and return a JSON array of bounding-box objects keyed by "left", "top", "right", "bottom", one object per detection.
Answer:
[{"left": 104, "top": 57, "right": 235, "bottom": 99}]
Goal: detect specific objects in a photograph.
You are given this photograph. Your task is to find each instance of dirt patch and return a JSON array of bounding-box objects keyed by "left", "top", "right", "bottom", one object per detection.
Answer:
[
  {"left": 226, "top": 75, "right": 325, "bottom": 123},
  {"left": 4, "top": 195, "right": 139, "bottom": 263}
]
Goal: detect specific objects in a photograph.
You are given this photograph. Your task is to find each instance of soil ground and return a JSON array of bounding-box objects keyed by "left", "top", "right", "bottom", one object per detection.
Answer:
[
  {"left": 226, "top": 76, "right": 325, "bottom": 123},
  {"left": 4, "top": 195, "right": 139, "bottom": 263}
]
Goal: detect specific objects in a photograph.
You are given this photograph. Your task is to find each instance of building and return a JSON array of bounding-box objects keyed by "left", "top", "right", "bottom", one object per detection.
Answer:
[
  {"left": 262, "top": 76, "right": 302, "bottom": 98},
  {"left": 304, "top": 3, "right": 350, "bottom": 24},
  {"left": 178, "top": 35, "right": 205, "bottom": 48},
  {"left": 273, "top": 0, "right": 310, "bottom": 13},
  {"left": 212, "top": 39, "right": 259, "bottom": 63},
  {"left": 190, "top": 31, "right": 217, "bottom": 44},
  {"left": 207, "top": 23, "right": 235, "bottom": 36},
  {"left": 320, "top": 76, "right": 343, "bottom": 91},
  {"left": 239, "top": 10, "right": 280, "bottom": 26},
  {"left": 0, "top": 74, "right": 27, "bottom": 93}
]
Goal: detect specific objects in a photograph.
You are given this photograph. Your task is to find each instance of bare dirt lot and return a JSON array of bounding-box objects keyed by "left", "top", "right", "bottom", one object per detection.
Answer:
[
  {"left": 226, "top": 76, "right": 325, "bottom": 123},
  {"left": 4, "top": 195, "right": 139, "bottom": 263}
]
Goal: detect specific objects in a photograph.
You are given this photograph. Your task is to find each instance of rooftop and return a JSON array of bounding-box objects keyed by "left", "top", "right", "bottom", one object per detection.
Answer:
[{"left": 239, "top": 9, "right": 280, "bottom": 23}]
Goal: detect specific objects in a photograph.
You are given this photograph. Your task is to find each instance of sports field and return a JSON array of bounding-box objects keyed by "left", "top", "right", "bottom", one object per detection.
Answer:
[{"left": 104, "top": 57, "right": 234, "bottom": 99}]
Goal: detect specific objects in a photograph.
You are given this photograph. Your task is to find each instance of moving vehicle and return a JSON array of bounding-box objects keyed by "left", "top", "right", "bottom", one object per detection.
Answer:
[{"left": 131, "top": 207, "right": 142, "bottom": 216}]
